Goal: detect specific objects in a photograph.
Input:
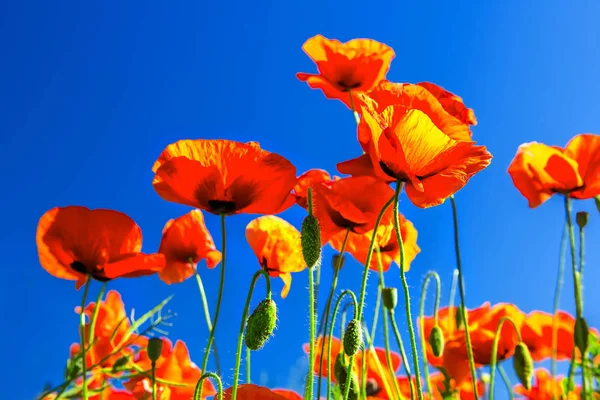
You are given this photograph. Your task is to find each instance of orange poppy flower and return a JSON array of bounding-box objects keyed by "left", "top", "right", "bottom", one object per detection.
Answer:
[
  {"left": 520, "top": 310, "right": 596, "bottom": 362},
  {"left": 296, "top": 35, "right": 395, "bottom": 108},
  {"left": 304, "top": 336, "right": 401, "bottom": 398},
  {"left": 508, "top": 134, "right": 600, "bottom": 208},
  {"left": 70, "top": 290, "right": 147, "bottom": 371},
  {"left": 293, "top": 169, "right": 332, "bottom": 208},
  {"left": 396, "top": 373, "right": 484, "bottom": 400},
  {"left": 337, "top": 96, "right": 491, "bottom": 208},
  {"left": 329, "top": 212, "right": 419, "bottom": 272},
  {"left": 125, "top": 339, "right": 215, "bottom": 400},
  {"left": 36, "top": 206, "right": 165, "bottom": 289},
  {"left": 223, "top": 384, "right": 288, "bottom": 400},
  {"left": 157, "top": 210, "right": 221, "bottom": 284},
  {"left": 312, "top": 176, "right": 395, "bottom": 243},
  {"left": 246, "top": 215, "right": 306, "bottom": 298},
  {"left": 152, "top": 139, "right": 297, "bottom": 215},
  {"left": 271, "top": 389, "right": 303, "bottom": 400},
  {"left": 514, "top": 369, "right": 581, "bottom": 400},
  {"left": 416, "top": 82, "right": 477, "bottom": 126},
  {"left": 89, "top": 387, "right": 135, "bottom": 400}
]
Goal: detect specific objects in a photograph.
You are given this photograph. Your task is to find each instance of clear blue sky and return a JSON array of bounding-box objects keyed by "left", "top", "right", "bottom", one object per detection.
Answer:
[{"left": 2, "top": 1, "right": 600, "bottom": 399}]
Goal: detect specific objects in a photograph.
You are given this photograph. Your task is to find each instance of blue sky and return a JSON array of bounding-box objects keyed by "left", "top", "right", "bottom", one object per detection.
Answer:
[{"left": 1, "top": 1, "right": 600, "bottom": 399}]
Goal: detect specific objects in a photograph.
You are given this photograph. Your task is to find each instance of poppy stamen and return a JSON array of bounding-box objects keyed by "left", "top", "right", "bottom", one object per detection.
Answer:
[
  {"left": 365, "top": 378, "right": 381, "bottom": 396},
  {"left": 208, "top": 200, "right": 236, "bottom": 214}
]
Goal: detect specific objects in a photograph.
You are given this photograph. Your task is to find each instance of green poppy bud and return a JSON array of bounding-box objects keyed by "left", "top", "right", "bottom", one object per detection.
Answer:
[
  {"left": 382, "top": 287, "right": 398, "bottom": 310},
  {"left": 576, "top": 212, "right": 589, "bottom": 229},
  {"left": 455, "top": 306, "right": 465, "bottom": 330},
  {"left": 574, "top": 316, "right": 589, "bottom": 354},
  {"left": 65, "top": 356, "right": 82, "bottom": 380},
  {"left": 595, "top": 196, "right": 600, "bottom": 213},
  {"left": 343, "top": 319, "right": 363, "bottom": 356},
  {"left": 147, "top": 337, "right": 164, "bottom": 363},
  {"left": 245, "top": 298, "right": 277, "bottom": 351},
  {"left": 333, "top": 253, "right": 345, "bottom": 272},
  {"left": 301, "top": 215, "right": 321, "bottom": 269},
  {"left": 111, "top": 355, "right": 130, "bottom": 372},
  {"left": 428, "top": 325, "right": 445, "bottom": 357},
  {"left": 333, "top": 352, "right": 359, "bottom": 400},
  {"left": 513, "top": 342, "right": 533, "bottom": 391}
]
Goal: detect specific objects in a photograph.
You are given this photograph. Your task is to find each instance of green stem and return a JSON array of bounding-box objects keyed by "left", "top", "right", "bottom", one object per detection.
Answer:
[
  {"left": 199, "top": 214, "right": 227, "bottom": 398},
  {"left": 246, "top": 347, "right": 251, "bottom": 383},
  {"left": 327, "top": 290, "right": 358, "bottom": 400},
  {"left": 88, "top": 283, "right": 107, "bottom": 347},
  {"left": 316, "top": 229, "right": 350, "bottom": 398},
  {"left": 488, "top": 317, "right": 522, "bottom": 400},
  {"left": 308, "top": 264, "right": 316, "bottom": 400},
  {"left": 348, "top": 89, "right": 360, "bottom": 125},
  {"left": 389, "top": 310, "right": 415, "bottom": 396},
  {"left": 151, "top": 361, "right": 157, "bottom": 400},
  {"left": 551, "top": 222, "right": 568, "bottom": 385},
  {"left": 498, "top": 365, "right": 515, "bottom": 400},
  {"left": 193, "top": 372, "right": 223, "bottom": 400},
  {"left": 392, "top": 181, "right": 423, "bottom": 400},
  {"left": 565, "top": 197, "right": 586, "bottom": 396},
  {"left": 195, "top": 272, "right": 221, "bottom": 375},
  {"left": 231, "top": 270, "right": 272, "bottom": 400},
  {"left": 382, "top": 301, "right": 405, "bottom": 400},
  {"left": 419, "top": 271, "right": 442, "bottom": 396},
  {"left": 450, "top": 195, "right": 479, "bottom": 398},
  {"left": 80, "top": 276, "right": 91, "bottom": 400},
  {"left": 447, "top": 269, "right": 458, "bottom": 333},
  {"left": 369, "top": 250, "right": 383, "bottom": 341}
]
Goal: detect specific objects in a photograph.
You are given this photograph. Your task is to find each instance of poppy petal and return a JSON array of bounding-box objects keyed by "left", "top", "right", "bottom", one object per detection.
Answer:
[{"left": 564, "top": 133, "right": 600, "bottom": 199}]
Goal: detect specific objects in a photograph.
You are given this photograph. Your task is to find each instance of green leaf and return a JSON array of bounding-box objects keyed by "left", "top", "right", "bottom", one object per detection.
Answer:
[
  {"left": 561, "top": 377, "right": 575, "bottom": 395},
  {"left": 117, "top": 295, "right": 174, "bottom": 347}
]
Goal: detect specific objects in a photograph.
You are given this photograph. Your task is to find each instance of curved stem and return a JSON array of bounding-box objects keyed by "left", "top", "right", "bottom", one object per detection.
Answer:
[
  {"left": 199, "top": 214, "right": 227, "bottom": 384},
  {"left": 79, "top": 276, "right": 91, "bottom": 400},
  {"left": 498, "top": 365, "right": 515, "bottom": 400},
  {"left": 447, "top": 269, "right": 459, "bottom": 333},
  {"left": 488, "top": 316, "right": 522, "bottom": 400},
  {"left": 565, "top": 197, "right": 586, "bottom": 395},
  {"left": 551, "top": 222, "right": 567, "bottom": 385},
  {"left": 419, "top": 271, "right": 442, "bottom": 396},
  {"left": 327, "top": 290, "right": 358, "bottom": 400},
  {"left": 231, "top": 270, "right": 272, "bottom": 400},
  {"left": 392, "top": 181, "right": 423, "bottom": 400},
  {"left": 317, "top": 229, "right": 349, "bottom": 398},
  {"left": 195, "top": 272, "right": 221, "bottom": 375},
  {"left": 193, "top": 372, "right": 223, "bottom": 400},
  {"left": 450, "top": 195, "right": 479, "bottom": 398},
  {"left": 151, "top": 361, "right": 157, "bottom": 400}
]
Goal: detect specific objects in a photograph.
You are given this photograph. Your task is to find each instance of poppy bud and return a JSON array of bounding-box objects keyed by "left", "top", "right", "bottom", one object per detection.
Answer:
[
  {"left": 455, "top": 306, "right": 465, "bottom": 330},
  {"left": 333, "top": 352, "right": 359, "bottom": 400},
  {"left": 513, "top": 342, "right": 533, "bottom": 391},
  {"left": 576, "top": 212, "right": 589, "bottom": 229},
  {"left": 65, "top": 356, "right": 82, "bottom": 380},
  {"left": 332, "top": 253, "right": 345, "bottom": 272},
  {"left": 245, "top": 298, "right": 277, "bottom": 351},
  {"left": 111, "top": 355, "right": 130, "bottom": 372},
  {"left": 428, "top": 325, "right": 445, "bottom": 357},
  {"left": 147, "top": 338, "right": 163, "bottom": 363},
  {"left": 301, "top": 215, "right": 321, "bottom": 269},
  {"left": 574, "top": 316, "right": 589, "bottom": 354},
  {"left": 382, "top": 287, "right": 398, "bottom": 310},
  {"left": 595, "top": 196, "right": 600, "bottom": 214},
  {"left": 343, "top": 319, "right": 363, "bottom": 356}
]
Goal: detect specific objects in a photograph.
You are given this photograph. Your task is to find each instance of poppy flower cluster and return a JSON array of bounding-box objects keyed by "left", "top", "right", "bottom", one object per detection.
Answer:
[{"left": 34, "top": 33, "right": 600, "bottom": 400}]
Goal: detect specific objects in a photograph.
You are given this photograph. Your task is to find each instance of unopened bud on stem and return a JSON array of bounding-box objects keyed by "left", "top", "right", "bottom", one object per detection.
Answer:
[{"left": 245, "top": 299, "right": 278, "bottom": 351}]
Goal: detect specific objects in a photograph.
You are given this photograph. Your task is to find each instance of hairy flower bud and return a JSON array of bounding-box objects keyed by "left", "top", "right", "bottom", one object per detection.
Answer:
[
  {"left": 576, "top": 212, "right": 589, "bottom": 229},
  {"left": 574, "top": 316, "right": 589, "bottom": 354},
  {"left": 301, "top": 215, "right": 321, "bottom": 269},
  {"left": 513, "top": 342, "right": 533, "bottom": 391},
  {"left": 245, "top": 298, "right": 277, "bottom": 351},
  {"left": 428, "top": 325, "right": 445, "bottom": 357},
  {"left": 382, "top": 287, "right": 398, "bottom": 310},
  {"left": 147, "top": 338, "right": 164, "bottom": 363},
  {"left": 343, "top": 319, "right": 363, "bottom": 356},
  {"left": 333, "top": 352, "right": 359, "bottom": 400}
]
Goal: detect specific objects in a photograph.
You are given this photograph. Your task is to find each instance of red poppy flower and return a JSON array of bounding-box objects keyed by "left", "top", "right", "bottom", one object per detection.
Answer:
[
  {"left": 514, "top": 369, "right": 582, "bottom": 400},
  {"left": 223, "top": 384, "right": 288, "bottom": 400},
  {"left": 296, "top": 35, "right": 395, "bottom": 108},
  {"left": 36, "top": 206, "right": 165, "bottom": 289},
  {"left": 157, "top": 209, "right": 221, "bottom": 284},
  {"left": 70, "top": 290, "right": 147, "bottom": 372},
  {"left": 416, "top": 82, "right": 477, "bottom": 126},
  {"left": 329, "top": 212, "right": 419, "bottom": 272},
  {"left": 311, "top": 176, "right": 395, "bottom": 243},
  {"left": 293, "top": 169, "right": 332, "bottom": 208},
  {"left": 271, "top": 389, "right": 303, "bottom": 400},
  {"left": 246, "top": 215, "right": 306, "bottom": 298},
  {"left": 125, "top": 339, "right": 215, "bottom": 400},
  {"left": 508, "top": 134, "right": 600, "bottom": 208},
  {"left": 152, "top": 139, "right": 297, "bottom": 215},
  {"left": 337, "top": 95, "right": 491, "bottom": 208}
]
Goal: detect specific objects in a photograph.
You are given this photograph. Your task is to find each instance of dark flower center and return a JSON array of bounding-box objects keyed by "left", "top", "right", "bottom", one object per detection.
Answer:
[
  {"left": 261, "top": 257, "right": 277, "bottom": 273},
  {"left": 336, "top": 79, "right": 362, "bottom": 92},
  {"left": 70, "top": 261, "right": 111, "bottom": 282},
  {"left": 365, "top": 378, "right": 381, "bottom": 396},
  {"left": 208, "top": 200, "right": 237, "bottom": 214},
  {"left": 379, "top": 161, "right": 398, "bottom": 179}
]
